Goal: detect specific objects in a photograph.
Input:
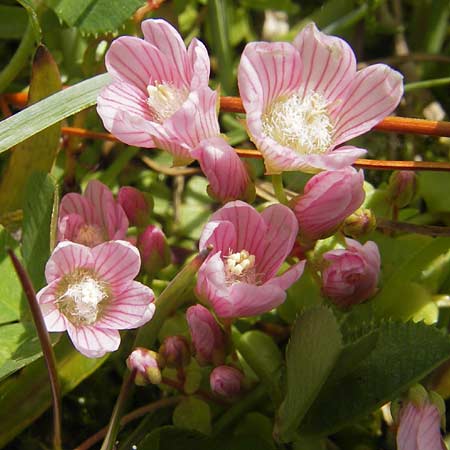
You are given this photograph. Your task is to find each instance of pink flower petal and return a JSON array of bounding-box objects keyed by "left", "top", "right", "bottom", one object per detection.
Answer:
[
  {"left": 267, "top": 261, "right": 306, "bottom": 291},
  {"left": 59, "top": 193, "right": 97, "bottom": 226},
  {"left": 417, "top": 404, "right": 443, "bottom": 450},
  {"left": 301, "top": 146, "right": 367, "bottom": 172},
  {"left": 238, "top": 42, "right": 302, "bottom": 114},
  {"left": 97, "top": 81, "right": 156, "bottom": 148},
  {"left": 57, "top": 213, "right": 85, "bottom": 242},
  {"left": 66, "top": 323, "right": 120, "bottom": 358},
  {"left": 97, "top": 281, "right": 155, "bottom": 329},
  {"left": 45, "top": 241, "right": 94, "bottom": 283},
  {"left": 37, "top": 281, "right": 68, "bottom": 332},
  {"left": 141, "top": 19, "right": 190, "bottom": 87},
  {"left": 105, "top": 36, "right": 182, "bottom": 91},
  {"left": 92, "top": 240, "right": 141, "bottom": 288},
  {"left": 333, "top": 64, "right": 403, "bottom": 145},
  {"left": 397, "top": 403, "right": 422, "bottom": 450},
  {"left": 256, "top": 204, "right": 299, "bottom": 279},
  {"left": 293, "top": 23, "right": 356, "bottom": 104},
  {"left": 187, "top": 38, "right": 211, "bottom": 89},
  {"left": 199, "top": 220, "right": 237, "bottom": 255},
  {"left": 192, "top": 137, "right": 250, "bottom": 202}
]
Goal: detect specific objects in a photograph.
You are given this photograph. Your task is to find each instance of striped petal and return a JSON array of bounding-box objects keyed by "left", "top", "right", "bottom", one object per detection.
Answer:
[
  {"left": 59, "top": 193, "right": 97, "bottom": 226},
  {"left": 293, "top": 23, "right": 356, "bottom": 103},
  {"left": 267, "top": 261, "right": 306, "bottom": 291},
  {"left": 417, "top": 404, "right": 443, "bottom": 450},
  {"left": 67, "top": 323, "right": 120, "bottom": 358},
  {"left": 332, "top": 63, "right": 404, "bottom": 145},
  {"left": 301, "top": 145, "right": 367, "bottom": 172},
  {"left": 199, "top": 220, "right": 237, "bottom": 254},
  {"left": 187, "top": 38, "right": 211, "bottom": 89},
  {"left": 37, "top": 280, "right": 68, "bottom": 332}
]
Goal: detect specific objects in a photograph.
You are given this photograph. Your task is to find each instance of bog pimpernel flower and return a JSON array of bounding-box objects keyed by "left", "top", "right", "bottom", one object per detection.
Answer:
[
  {"left": 58, "top": 180, "right": 128, "bottom": 247},
  {"left": 196, "top": 201, "right": 305, "bottom": 318},
  {"left": 37, "top": 240, "right": 155, "bottom": 358},
  {"left": 238, "top": 23, "right": 404, "bottom": 173}
]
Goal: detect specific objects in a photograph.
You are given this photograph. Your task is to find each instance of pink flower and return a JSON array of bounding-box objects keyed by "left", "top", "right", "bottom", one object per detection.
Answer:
[
  {"left": 291, "top": 167, "right": 365, "bottom": 242},
  {"left": 127, "top": 347, "right": 161, "bottom": 385},
  {"left": 117, "top": 186, "right": 152, "bottom": 227},
  {"left": 322, "top": 238, "right": 380, "bottom": 307},
  {"left": 159, "top": 335, "right": 191, "bottom": 368},
  {"left": 238, "top": 23, "right": 403, "bottom": 173},
  {"left": 37, "top": 240, "right": 155, "bottom": 358},
  {"left": 58, "top": 180, "right": 128, "bottom": 247},
  {"left": 210, "top": 366, "right": 244, "bottom": 398},
  {"left": 186, "top": 304, "right": 226, "bottom": 365},
  {"left": 137, "top": 225, "right": 172, "bottom": 277},
  {"left": 397, "top": 401, "right": 444, "bottom": 450},
  {"left": 196, "top": 201, "right": 305, "bottom": 318}
]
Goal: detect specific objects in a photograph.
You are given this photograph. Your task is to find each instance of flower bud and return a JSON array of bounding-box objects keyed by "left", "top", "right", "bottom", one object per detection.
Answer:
[
  {"left": 342, "top": 208, "right": 376, "bottom": 239},
  {"left": 210, "top": 365, "right": 244, "bottom": 399},
  {"left": 186, "top": 304, "right": 225, "bottom": 366},
  {"left": 159, "top": 335, "right": 191, "bottom": 369},
  {"left": 137, "top": 225, "right": 172, "bottom": 277},
  {"left": 321, "top": 238, "right": 380, "bottom": 308},
  {"left": 290, "top": 168, "right": 365, "bottom": 243},
  {"left": 126, "top": 348, "right": 161, "bottom": 386},
  {"left": 387, "top": 171, "right": 418, "bottom": 209},
  {"left": 118, "top": 186, "right": 153, "bottom": 228}
]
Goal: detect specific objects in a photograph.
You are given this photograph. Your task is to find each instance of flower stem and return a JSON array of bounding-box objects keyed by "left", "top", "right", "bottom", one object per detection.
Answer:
[
  {"left": 271, "top": 174, "right": 288, "bottom": 205},
  {"left": 7, "top": 249, "right": 62, "bottom": 450}
]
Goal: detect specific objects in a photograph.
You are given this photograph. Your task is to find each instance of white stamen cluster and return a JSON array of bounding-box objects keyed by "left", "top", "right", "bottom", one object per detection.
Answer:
[
  {"left": 225, "top": 250, "right": 258, "bottom": 285},
  {"left": 58, "top": 275, "right": 108, "bottom": 325},
  {"left": 262, "top": 91, "right": 334, "bottom": 155},
  {"left": 147, "top": 83, "right": 188, "bottom": 124}
]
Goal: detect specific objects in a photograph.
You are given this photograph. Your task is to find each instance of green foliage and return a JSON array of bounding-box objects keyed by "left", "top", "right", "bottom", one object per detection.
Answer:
[
  {"left": 173, "top": 397, "right": 212, "bottom": 435},
  {"left": 44, "top": 0, "right": 144, "bottom": 35}
]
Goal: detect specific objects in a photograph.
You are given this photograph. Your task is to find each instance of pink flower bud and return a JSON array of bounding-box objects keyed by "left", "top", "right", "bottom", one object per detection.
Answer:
[
  {"left": 186, "top": 304, "right": 226, "bottom": 366},
  {"left": 127, "top": 348, "right": 161, "bottom": 385},
  {"left": 342, "top": 208, "right": 376, "bottom": 239},
  {"left": 118, "top": 186, "right": 153, "bottom": 228},
  {"left": 137, "top": 225, "right": 171, "bottom": 277},
  {"left": 210, "top": 366, "right": 244, "bottom": 399},
  {"left": 291, "top": 168, "right": 365, "bottom": 243},
  {"left": 387, "top": 171, "right": 418, "bottom": 209},
  {"left": 159, "top": 335, "right": 191, "bottom": 369},
  {"left": 321, "top": 238, "right": 380, "bottom": 308}
]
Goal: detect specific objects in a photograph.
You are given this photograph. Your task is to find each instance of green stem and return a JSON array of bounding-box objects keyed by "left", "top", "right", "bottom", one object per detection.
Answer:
[
  {"left": 272, "top": 174, "right": 288, "bottom": 205},
  {"left": 0, "top": 21, "right": 36, "bottom": 93},
  {"left": 100, "top": 371, "right": 136, "bottom": 450},
  {"left": 404, "top": 77, "right": 450, "bottom": 92},
  {"left": 8, "top": 249, "right": 62, "bottom": 450}
]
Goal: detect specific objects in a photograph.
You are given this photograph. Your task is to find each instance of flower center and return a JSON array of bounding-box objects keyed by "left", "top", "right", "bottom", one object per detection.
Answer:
[
  {"left": 56, "top": 269, "right": 109, "bottom": 326},
  {"left": 261, "top": 91, "right": 334, "bottom": 155},
  {"left": 75, "top": 224, "right": 105, "bottom": 247},
  {"left": 147, "top": 83, "right": 188, "bottom": 124},
  {"left": 224, "top": 250, "right": 259, "bottom": 285}
]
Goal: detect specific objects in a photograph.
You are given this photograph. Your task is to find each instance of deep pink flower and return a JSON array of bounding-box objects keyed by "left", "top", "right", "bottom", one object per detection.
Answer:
[
  {"left": 397, "top": 401, "right": 444, "bottom": 450},
  {"left": 58, "top": 180, "right": 128, "bottom": 247},
  {"left": 238, "top": 23, "right": 403, "bottom": 173},
  {"left": 186, "top": 304, "right": 226, "bottom": 365},
  {"left": 127, "top": 347, "right": 161, "bottom": 385},
  {"left": 137, "top": 225, "right": 172, "bottom": 277},
  {"left": 117, "top": 186, "right": 152, "bottom": 227},
  {"left": 322, "top": 238, "right": 380, "bottom": 307},
  {"left": 210, "top": 366, "right": 244, "bottom": 398},
  {"left": 37, "top": 240, "right": 155, "bottom": 358},
  {"left": 291, "top": 167, "right": 365, "bottom": 242},
  {"left": 196, "top": 201, "right": 305, "bottom": 318}
]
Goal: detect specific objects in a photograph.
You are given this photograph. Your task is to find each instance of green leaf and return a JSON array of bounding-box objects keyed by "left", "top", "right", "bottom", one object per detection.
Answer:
[
  {"left": 173, "top": 397, "right": 212, "bottom": 435},
  {"left": 0, "top": 73, "right": 111, "bottom": 154},
  {"left": 275, "top": 307, "right": 342, "bottom": 443},
  {"left": 140, "top": 426, "right": 210, "bottom": 450},
  {"left": 0, "top": 6, "right": 28, "bottom": 39},
  {"left": 0, "top": 45, "right": 61, "bottom": 223},
  {"left": 300, "top": 321, "right": 450, "bottom": 436},
  {"left": 0, "top": 336, "right": 107, "bottom": 447},
  {"left": 22, "top": 173, "right": 57, "bottom": 291},
  {"left": 17, "top": 0, "right": 42, "bottom": 42},
  {"left": 419, "top": 172, "right": 450, "bottom": 213},
  {"left": 44, "top": 0, "right": 144, "bottom": 34}
]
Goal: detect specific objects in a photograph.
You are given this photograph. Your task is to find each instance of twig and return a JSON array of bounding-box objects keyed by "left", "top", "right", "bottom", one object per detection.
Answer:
[{"left": 376, "top": 218, "right": 450, "bottom": 237}]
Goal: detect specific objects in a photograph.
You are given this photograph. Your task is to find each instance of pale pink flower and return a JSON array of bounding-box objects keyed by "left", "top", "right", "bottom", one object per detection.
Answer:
[
  {"left": 397, "top": 401, "right": 445, "bottom": 450},
  {"left": 186, "top": 304, "right": 225, "bottom": 365},
  {"left": 210, "top": 366, "right": 244, "bottom": 398},
  {"left": 238, "top": 23, "right": 403, "bottom": 173},
  {"left": 117, "top": 186, "right": 152, "bottom": 227},
  {"left": 196, "top": 201, "right": 305, "bottom": 318},
  {"left": 58, "top": 180, "right": 128, "bottom": 247},
  {"left": 127, "top": 347, "right": 161, "bottom": 385},
  {"left": 291, "top": 167, "right": 365, "bottom": 242},
  {"left": 37, "top": 240, "right": 155, "bottom": 358},
  {"left": 322, "top": 238, "right": 380, "bottom": 307}
]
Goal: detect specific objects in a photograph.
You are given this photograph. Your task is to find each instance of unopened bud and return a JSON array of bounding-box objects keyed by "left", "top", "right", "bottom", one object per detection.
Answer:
[
  {"left": 126, "top": 348, "right": 161, "bottom": 386},
  {"left": 210, "top": 365, "right": 244, "bottom": 399},
  {"left": 118, "top": 186, "right": 153, "bottom": 228},
  {"left": 343, "top": 208, "right": 376, "bottom": 238},
  {"left": 159, "top": 335, "right": 191, "bottom": 369},
  {"left": 137, "top": 225, "right": 172, "bottom": 277},
  {"left": 387, "top": 171, "right": 417, "bottom": 208}
]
